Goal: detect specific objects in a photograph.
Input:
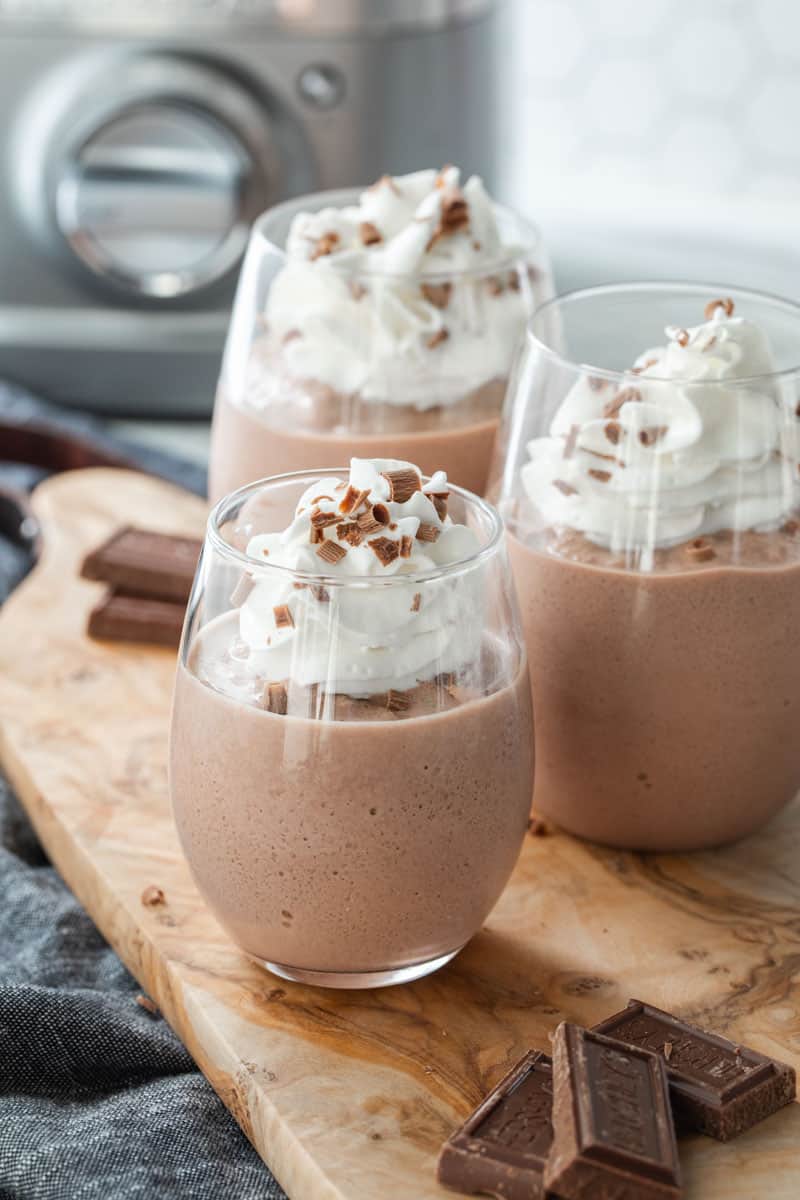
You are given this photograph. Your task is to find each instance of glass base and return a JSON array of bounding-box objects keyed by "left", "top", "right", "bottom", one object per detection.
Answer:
[{"left": 249, "top": 946, "right": 464, "bottom": 990}]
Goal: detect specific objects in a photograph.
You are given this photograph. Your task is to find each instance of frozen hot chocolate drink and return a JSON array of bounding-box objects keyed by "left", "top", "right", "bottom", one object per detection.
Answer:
[
  {"left": 492, "top": 284, "right": 800, "bottom": 851},
  {"left": 171, "top": 459, "right": 533, "bottom": 987},
  {"left": 209, "top": 168, "right": 552, "bottom": 502}
]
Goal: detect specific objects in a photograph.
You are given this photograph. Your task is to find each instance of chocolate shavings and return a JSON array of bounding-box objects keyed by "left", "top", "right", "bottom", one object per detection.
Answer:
[
  {"left": 427, "top": 328, "right": 449, "bottom": 349},
  {"left": 639, "top": 425, "right": 669, "bottom": 447},
  {"left": 382, "top": 468, "right": 422, "bottom": 503},
  {"left": 603, "top": 386, "right": 641, "bottom": 420},
  {"left": 336, "top": 521, "right": 364, "bottom": 547},
  {"left": 368, "top": 536, "right": 400, "bottom": 566},
  {"left": 309, "top": 231, "right": 340, "bottom": 261},
  {"left": 704, "top": 297, "right": 735, "bottom": 319},
  {"left": 386, "top": 689, "right": 410, "bottom": 713},
  {"left": 440, "top": 189, "right": 469, "bottom": 234},
  {"left": 273, "top": 604, "right": 294, "bottom": 630},
  {"left": 685, "top": 538, "right": 716, "bottom": 563},
  {"left": 264, "top": 681, "right": 288, "bottom": 715},
  {"left": 310, "top": 508, "right": 340, "bottom": 529},
  {"left": 563, "top": 424, "right": 580, "bottom": 459},
  {"left": 357, "top": 509, "right": 383, "bottom": 535},
  {"left": 421, "top": 282, "right": 452, "bottom": 309},
  {"left": 432, "top": 495, "right": 448, "bottom": 521},
  {"left": 359, "top": 221, "right": 382, "bottom": 246},
  {"left": 316, "top": 541, "right": 347, "bottom": 564}
]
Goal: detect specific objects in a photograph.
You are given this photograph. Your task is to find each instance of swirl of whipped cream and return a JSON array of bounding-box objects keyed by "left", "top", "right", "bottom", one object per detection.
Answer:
[
  {"left": 238, "top": 459, "right": 482, "bottom": 695},
  {"left": 521, "top": 301, "right": 800, "bottom": 566},
  {"left": 261, "top": 167, "right": 531, "bottom": 410}
]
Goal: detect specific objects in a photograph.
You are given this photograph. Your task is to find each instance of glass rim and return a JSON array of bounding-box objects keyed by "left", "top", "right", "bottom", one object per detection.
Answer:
[
  {"left": 526, "top": 280, "right": 800, "bottom": 385},
  {"left": 207, "top": 468, "right": 505, "bottom": 587},
  {"left": 249, "top": 186, "right": 543, "bottom": 284}
]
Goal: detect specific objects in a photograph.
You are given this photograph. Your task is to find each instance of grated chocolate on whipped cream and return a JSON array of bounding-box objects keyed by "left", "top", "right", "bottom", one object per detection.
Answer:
[
  {"left": 368, "top": 536, "right": 400, "bottom": 567},
  {"left": 309, "top": 231, "right": 340, "bottom": 261},
  {"left": 704, "top": 296, "right": 735, "bottom": 320},
  {"left": 359, "top": 221, "right": 382, "bottom": 246},
  {"left": 238, "top": 458, "right": 482, "bottom": 703},
  {"left": 421, "top": 282, "right": 452, "bottom": 309},
  {"left": 261, "top": 167, "right": 533, "bottom": 413},
  {"left": 382, "top": 468, "right": 422, "bottom": 503},
  {"left": 522, "top": 297, "right": 800, "bottom": 567},
  {"left": 603, "top": 386, "right": 641, "bottom": 420},
  {"left": 317, "top": 541, "right": 347, "bottom": 565},
  {"left": 273, "top": 604, "right": 294, "bottom": 630}
]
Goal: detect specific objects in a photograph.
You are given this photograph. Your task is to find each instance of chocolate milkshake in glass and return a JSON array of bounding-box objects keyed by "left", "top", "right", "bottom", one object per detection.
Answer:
[
  {"left": 208, "top": 167, "right": 552, "bottom": 503},
  {"left": 170, "top": 459, "right": 533, "bottom": 987},
  {"left": 490, "top": 283, "right": 800, "bottom": 851}
]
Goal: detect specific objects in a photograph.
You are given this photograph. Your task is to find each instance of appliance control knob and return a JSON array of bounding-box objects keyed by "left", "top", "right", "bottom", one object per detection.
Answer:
[
  {"left": 56, "top": 101, "right": 256, "bottom": 299},
  {"left": 297, "top": 63, "right": 346, "bottom": 110},
  {"left": 41, "top": 56, "right": 280, "bottom": 300}
]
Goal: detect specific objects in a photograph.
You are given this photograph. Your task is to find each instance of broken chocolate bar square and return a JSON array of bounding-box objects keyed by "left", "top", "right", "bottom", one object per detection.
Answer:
[
  {"left": 594, "top": 999, "right": 796, "bottom": 1141},
  {"left": 437, "top": 1051, "right": 553, "bottom": 1200},
  {"left": 545, "top": 1023, "right": 681, "bottom": 1200},
  {"left": 87, "top": 592, "right": 185, "bottom": 649},
  {"left": 81, "top": 526, "right": 200, "bottom": 602}
]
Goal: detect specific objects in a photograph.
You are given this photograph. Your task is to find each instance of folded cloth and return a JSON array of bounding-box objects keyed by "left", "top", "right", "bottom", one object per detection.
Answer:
[{"left": 0, "top": 383, "right": 286, "bottom": 1199}]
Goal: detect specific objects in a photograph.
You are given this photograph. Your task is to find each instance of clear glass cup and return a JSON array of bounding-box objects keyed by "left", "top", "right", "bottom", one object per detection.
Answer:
[
  {"left": 489, "top": 282, "right": 800, "bottom": 852},
  {"left": 170, "top": 469, "right": 533, "bottom": 988},
  {"left": 208, "top": 188, "right": 553, "bottom": 504}
]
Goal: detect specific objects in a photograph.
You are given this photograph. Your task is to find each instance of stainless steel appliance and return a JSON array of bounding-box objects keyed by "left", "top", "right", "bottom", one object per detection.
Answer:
[{"left": 0, "top": 0, "right": 502, "bottom": 415}]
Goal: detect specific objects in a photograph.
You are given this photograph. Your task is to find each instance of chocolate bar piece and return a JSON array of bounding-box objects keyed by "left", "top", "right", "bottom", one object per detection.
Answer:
[
  {"left": 545, "top": 1023, "right": 681, "bottom": 1200},
  {"left": 437, "top": 1051, "right": 553, "bottom": 1199},
  {"left": 81, "top": 526, "right": 201, "bottom": 602},
  {"left": 594, "top": 999, "right": 796, "bottom": 1141},
  {"left": 87, "top": 592, "right": 185, "bottom": 648}
]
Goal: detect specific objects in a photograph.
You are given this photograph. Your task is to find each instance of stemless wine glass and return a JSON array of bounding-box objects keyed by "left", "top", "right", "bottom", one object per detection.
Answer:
[
  {"left": 489, "top": 282, "right": 800, "bottom": 852},
  {"left": 170, "top": 469, "right": 533, "bottom": 988},
  {"left": 208, "top": 186, "right": 553, "bottom": 503}
]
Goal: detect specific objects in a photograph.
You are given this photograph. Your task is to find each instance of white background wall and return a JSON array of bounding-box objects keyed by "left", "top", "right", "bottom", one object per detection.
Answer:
[{"left": 498, "top": 0, "right": 800, "bottom": 298}]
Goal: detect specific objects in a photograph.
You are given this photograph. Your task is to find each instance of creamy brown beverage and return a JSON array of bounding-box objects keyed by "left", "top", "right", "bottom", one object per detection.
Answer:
[
  {"left": 171, "top": 458, "right": 533, "bottom": 984},
  {"left": 172, "top": 618, "right": 531, "bottom": 973},
  {"left": 504, "top": 296, "right": 800, "bottom": 851},
  {"left": 208, "top": 167, "right": 549, "bottom": 503},
  {"left": 210, "top": 377, "right": 504, "bottom": 502},
  {"left": 510, "top": 527, "right": 800, "bottom": 851}
]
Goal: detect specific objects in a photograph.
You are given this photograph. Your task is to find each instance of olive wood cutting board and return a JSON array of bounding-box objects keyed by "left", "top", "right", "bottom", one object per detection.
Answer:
[{"left": 0, "top": 467, "right": 798, "bottom": 1199}]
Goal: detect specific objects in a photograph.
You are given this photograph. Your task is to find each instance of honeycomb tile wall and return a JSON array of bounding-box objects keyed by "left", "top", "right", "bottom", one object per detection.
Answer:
[{"left": 498, "top": 0, "right": 800, "bottom": 293}]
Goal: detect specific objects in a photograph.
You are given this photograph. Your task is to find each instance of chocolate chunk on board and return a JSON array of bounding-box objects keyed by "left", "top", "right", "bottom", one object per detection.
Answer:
[
  {"left": 545, "top": 1023, "right": 682, "bottom": 1200},
  {"left": 81, "top": 526, "right": 201, "bottom": 602},
  {"left": 437, "top": 1050, "right": 553, "bottom": 1199},
  {"left": 594, "top": 999, "right": 796, "bottom": 1141},
  {"left": 87, "top": 592, "right": 185, "bottom": 648}
]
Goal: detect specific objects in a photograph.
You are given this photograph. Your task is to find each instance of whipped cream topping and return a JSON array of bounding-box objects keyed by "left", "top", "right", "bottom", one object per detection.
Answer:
[
  {"left": 261, "top": 168, "right": 532, "bottom": 410},
  {"left": 237, "top": 459, "right": 482, "bottom": 696},
  {"left": 521, "top": 300, "right": 800, "bottom": 567}
]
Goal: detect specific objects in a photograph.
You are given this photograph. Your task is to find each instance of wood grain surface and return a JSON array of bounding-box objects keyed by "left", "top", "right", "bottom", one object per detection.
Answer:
[{"left": 0, "top": 467, "right": 798, "bottom": 1199}]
